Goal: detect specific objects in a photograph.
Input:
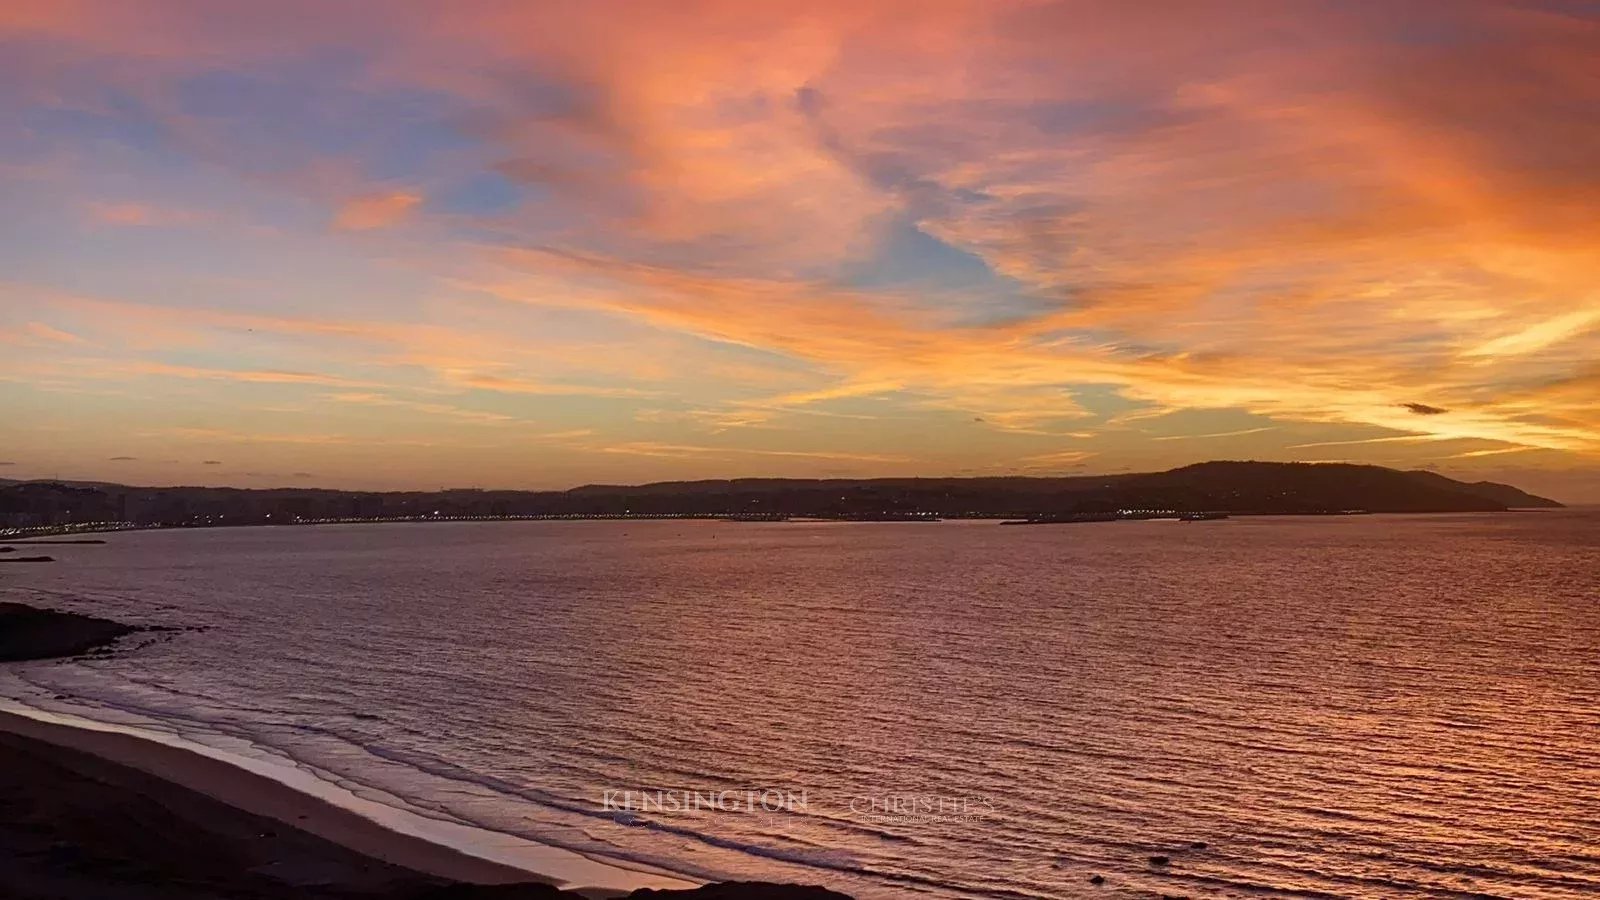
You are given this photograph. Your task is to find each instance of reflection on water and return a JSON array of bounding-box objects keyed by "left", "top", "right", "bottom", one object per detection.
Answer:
[{"left": 3, "top": 511, "right": 1598, "bottom": 898}]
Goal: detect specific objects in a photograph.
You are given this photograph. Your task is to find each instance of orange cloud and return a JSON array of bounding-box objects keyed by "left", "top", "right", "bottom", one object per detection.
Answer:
[
  {"left": 446, "top": 371, "right": 656, "bottom": 398},
  {"left": 123, "top": 362, "right": 377, "bottom": 388},
  {"left": 23, "top": 322, "right": 87, "bottom": 345},
  {"left": 333, "top": 192, "right": 422, "bottom": 230},
  {"left": 89, "top": 203, "right": 156, "bottom": 225},
  {"left": 1463, "top": 309, "right": 1600, "bottom": 360},
  {"left": 86, "top": 202, "right": 207, "bottom": 227},
  {"left": 593, "top": 441, "right": 910, "bottom": 464},
  {"left": 319, "top": 391, "right": 516, "bottom": 424}
]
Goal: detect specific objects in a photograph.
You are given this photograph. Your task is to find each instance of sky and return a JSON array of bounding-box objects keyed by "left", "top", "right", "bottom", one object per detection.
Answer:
[{"left": 2, "top": 1, "right": 1598, "bottom": 499}]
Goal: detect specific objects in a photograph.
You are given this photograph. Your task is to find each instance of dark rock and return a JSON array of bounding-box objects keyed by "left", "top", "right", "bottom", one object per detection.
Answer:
[
  {"left": 413, "top": 886, "right": 570, "bottom": 900},
  {"left": 1190, "top": 841, "right": 1208, "bottom": 849},
  {"left": 1148, "top": 855, "right": 1171, "bottom": 866},
  {"left": 1089, "top": 873, "right": 1105, "bottom": 885},
  {"left": 0, "top": 603, "right": 137, "bottom": 662}
]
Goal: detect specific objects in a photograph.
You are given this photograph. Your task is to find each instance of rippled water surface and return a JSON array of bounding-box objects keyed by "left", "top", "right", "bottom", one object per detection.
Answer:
[{"left": 3, "top": 512, "right": 1598, "bottom": 898}]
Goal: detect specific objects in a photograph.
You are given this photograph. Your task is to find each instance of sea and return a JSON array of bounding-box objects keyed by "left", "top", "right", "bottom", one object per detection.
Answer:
[{"left": 2, "top": 511, "right": 1597, "bottom": 899}]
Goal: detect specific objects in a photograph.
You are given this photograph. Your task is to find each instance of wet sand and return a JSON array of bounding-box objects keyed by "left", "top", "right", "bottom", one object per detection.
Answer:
[
  {"left": 0, "top": 707, "right": 534, "bottom": 896},
  {"left": 0, "top": 707, "right": 655, "bottom": 898}
]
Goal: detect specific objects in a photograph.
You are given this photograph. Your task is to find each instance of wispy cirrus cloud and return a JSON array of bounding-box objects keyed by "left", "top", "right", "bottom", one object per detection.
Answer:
[
  {"left": 320, "top": 391, "right": 516, "bottom": 424},
  {"left": 444, "top": 371, "right": 657, "bottom": 399},
  {"left": 123, "top": 362, "right": 380, "bottom": 389},
  {"left": 23, "top": 322, "right": 87, "bottom": 345},
  {"left": 1463, "top": 309, "right": 1600, "bottom": 360},
  {"left": 594, "top": 442, "right": 910, "bottom": 464},
  {"left": 1154, "top": 427, "right": 1277, "bottom": 442},
  {"left": 1017, "top": 449, "right": 1096, "bottom": 470}
]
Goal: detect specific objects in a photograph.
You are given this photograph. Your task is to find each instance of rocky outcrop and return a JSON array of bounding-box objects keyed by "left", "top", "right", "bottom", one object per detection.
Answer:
[{"left": 0, "top": 603, "right": 136, "bottom": 662}]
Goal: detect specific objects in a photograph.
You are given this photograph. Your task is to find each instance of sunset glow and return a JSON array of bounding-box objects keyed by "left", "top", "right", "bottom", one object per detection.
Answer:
[{"left": 3, "top": 1, "right": 1597, "bottom": 497}]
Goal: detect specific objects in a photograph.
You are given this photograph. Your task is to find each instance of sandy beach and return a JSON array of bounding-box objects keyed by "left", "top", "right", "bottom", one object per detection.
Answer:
[
  {"left": 0, "top": 604, "right": 847, "bottom": 900},
  {"left": 0, "top": 704, "right": 656, "bottom": 898},
  {"left": 0, "top": 701, "right": 854, "bottom": 900},
  {"left": 0, "top": 709, "right": 447, "bottom": 899}
]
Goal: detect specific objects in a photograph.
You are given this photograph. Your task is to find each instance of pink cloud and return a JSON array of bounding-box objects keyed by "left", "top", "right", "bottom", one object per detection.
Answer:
[
  {"left": 86, "top": 202, "right": 208, "bottom": 227},
  {"left": 332, "top": 192, "right": 422, "bottom": 230}
]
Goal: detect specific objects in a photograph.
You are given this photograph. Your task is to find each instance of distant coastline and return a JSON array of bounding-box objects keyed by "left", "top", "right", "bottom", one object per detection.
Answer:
[{"left": 1, "top": 460, "right": 1561, "bottom": 539}]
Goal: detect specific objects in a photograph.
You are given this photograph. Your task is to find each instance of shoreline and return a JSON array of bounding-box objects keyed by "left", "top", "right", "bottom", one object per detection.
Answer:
[
  {"left": 0, "top": 699, "right": 700, "bottom": 896},
  {"left": 0, "top": 504, "right": 1564, "bottom": 542}
]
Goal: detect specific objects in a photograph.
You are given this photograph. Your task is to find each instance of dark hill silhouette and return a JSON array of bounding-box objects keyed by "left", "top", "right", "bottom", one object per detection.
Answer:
[
  {"left": 0, "top": 462, "right": 1559, "bottom": 530},
  {"left": 1116, "top": 461, "right": 1561, "bottom": 514}
]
